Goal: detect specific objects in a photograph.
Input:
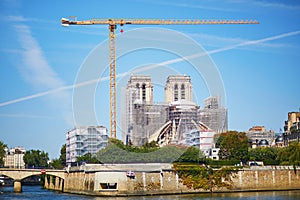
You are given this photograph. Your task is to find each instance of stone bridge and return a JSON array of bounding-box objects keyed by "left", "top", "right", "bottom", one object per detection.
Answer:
[{"left": 0, "top": 168, "right": 65, "bottom": 192}]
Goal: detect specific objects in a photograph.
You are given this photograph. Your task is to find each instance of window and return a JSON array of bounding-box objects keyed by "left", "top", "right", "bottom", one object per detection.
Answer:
[
  {"left": 136, "top": 83, "right": 140, "bottom": 99},
  {"left": 181, "top": 84, "right": 185, "bottom": 99},
  {"left": 100, "top": 183, "right": 117, "bottom": 190},
  {"left": 142, "top": 83, "right": 146, "bottom": 102},
  {"left": 174, "top": 84, "right": 178, "bottom": 101}
]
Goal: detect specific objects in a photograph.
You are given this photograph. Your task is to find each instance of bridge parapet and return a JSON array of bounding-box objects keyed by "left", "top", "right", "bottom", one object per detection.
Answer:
[{"left": 0, "top": 168, "right": 65, "bottom": 180}]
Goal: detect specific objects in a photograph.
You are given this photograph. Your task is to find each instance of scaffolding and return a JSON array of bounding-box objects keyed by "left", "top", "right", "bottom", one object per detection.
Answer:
[
  {"left": 168, "top": 100, "right": 200, "bottom": 142},
  {"left": 123, "top": 75, "right": 156, "bottom": 146},
  {"left": 131, "top": 103, "right": 169, "bottom": 146},
  {"left": 199, "top": 96, "right": 228, "bottom": 133}
]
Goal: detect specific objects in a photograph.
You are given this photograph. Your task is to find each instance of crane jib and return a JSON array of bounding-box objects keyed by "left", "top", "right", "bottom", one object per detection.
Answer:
[
  {"left": 61, "top": 17, "right": 259, "bottom": 139},
  {"left": 61, "top": 18, "right": 259, "bottom": 26}
]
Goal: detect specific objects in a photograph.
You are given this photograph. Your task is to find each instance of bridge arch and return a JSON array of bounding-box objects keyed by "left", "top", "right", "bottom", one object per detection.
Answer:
[
  {"left": 0, "top": 169, "right": 65, "bottom": 193},
  {"left": 0, "top": 169, "right": 65, "bottom": 181}
]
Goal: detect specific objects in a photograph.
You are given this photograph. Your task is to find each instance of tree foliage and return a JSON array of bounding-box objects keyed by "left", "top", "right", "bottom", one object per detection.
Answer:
[
  {"left": 76, "top": 153, "right": 100, "bottom": 164},
  {"left": 216, "top": 131, "right": 249, "bottom": 163},
  {"left": 173, "top": 163, "right": 238, "bottom": 192},
  {"left": 50, "top": 144, "right": 67, "bottom": 169},
  {"left": 0, "top": 141, "right": 7, "bottom": 167},
  {"left": 59, "top": 144, "right": 66, "bottom": 166},
  {"left": 175, "top": 146, "right": 207, "bottom": 164},
  {"left": 249, "top": 147, "right": 279, "bottom": 165},
  {"left": 96, "top": 138, "right": 187, "bottom": 163},
  {"left": 278, "top": 141, "right": 300, "bottom": 167},
  {"left": 23, "top": 149, "right": 49, "bottom": 168}
]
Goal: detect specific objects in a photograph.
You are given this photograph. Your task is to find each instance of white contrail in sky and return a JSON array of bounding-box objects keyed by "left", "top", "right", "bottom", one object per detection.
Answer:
[{"left": 1, "top": 30, "right": 299, "bottom": 107}]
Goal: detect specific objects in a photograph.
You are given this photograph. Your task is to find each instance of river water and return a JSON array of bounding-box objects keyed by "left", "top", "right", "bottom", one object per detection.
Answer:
[{"left": 1, "top": 185, "right": 300, "bottom": 200}]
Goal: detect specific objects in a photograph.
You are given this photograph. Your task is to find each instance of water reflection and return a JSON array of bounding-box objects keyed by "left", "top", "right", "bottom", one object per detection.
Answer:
[{"left": 1, "top": 186, "right": 300, "bottom": 200}]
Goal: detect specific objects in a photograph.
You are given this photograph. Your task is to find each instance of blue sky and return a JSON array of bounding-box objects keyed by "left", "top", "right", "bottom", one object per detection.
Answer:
[{"left": 0, "top": 0, "right": 299, "bottom": 158}]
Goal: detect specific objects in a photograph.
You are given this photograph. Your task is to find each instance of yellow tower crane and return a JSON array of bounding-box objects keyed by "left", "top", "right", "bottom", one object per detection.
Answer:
[{"left": 61, "top": 18, "right": 259, "bottom": 139}]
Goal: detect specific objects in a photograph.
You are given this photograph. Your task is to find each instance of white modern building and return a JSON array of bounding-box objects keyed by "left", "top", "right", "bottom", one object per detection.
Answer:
[
  {"left": 181, "top": 129, "right": 219, "bottom": 160},
  {"left": 66, "top": 126, "right": 108, "bottom": 164},
  {"left": 4, "top": 147, "right": 26, "bottom": 168}
]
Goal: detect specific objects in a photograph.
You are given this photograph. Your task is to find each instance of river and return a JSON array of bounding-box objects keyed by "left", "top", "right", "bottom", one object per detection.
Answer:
[{"left": 1, "top": 185, "right": 300, "bottom": 200}]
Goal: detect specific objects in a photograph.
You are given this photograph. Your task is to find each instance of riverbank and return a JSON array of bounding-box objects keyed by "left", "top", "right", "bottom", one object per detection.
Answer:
[{"left": 43, "top": 164, "right": 300, "bottom": 197}]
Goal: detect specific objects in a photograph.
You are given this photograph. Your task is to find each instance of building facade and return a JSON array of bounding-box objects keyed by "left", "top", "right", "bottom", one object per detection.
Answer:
[
  {"left": 123, "top": 75, "right": 153, "bottom": 145},
  {"left": 129, "top": 102, "right": 168, "bottom": 146},
  {"left": 168, "top": 100, "right": 200, "bottom": 143},
  {"left": 199, "top": 96, "right": 228, "bottom": 133},
  {"left": 4, "top": 147, "right": 25, "bottom": 168},
  {"left": 247, "top": 126, "right": 275, "bottom": 148},
  {"left": 66, "top": 126, "right": 108, "bottom": 164},
  {"left": 165, "top": 75, "right": 192, "bottom": 103},
  {"left": 283, "top": 111, "right": 300, "bottom": 145},
  {"left": 123, "top": 75, "right": 224, "bottom": 160}
]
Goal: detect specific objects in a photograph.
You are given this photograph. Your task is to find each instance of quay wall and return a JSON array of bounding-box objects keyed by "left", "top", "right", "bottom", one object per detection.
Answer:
[{"left": 46, "top": 164, "right": 300, "bottom": 196}]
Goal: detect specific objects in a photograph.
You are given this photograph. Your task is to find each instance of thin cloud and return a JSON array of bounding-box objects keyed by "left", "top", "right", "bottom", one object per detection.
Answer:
[
  {"left": 14, "top": 24, "right": 66, "bottom": 90},
  {"left": 7, "top": 15, "right": 27, "bottom": 22},
  {"left": 189, "top": 33, "right": 293, "bottom": 50},
  {"left": 12, "top": 24, "right": 70, "bottom": 110},
  {"left": 1, "top": 30, "right": 299, "bottom": 107},
  {"left": 5, "top": 15, "right": 56, "bottom": 24},
  {"left": 227, "top": 0, "right": 300, "bottom": 10},
  {"left": 138, "top": 0, "right": 235, "bottom": 12},
  {"left": 0, "top": 113, "right": 54, "bottom": 119},
  {"left": 253, "top": 1, "right": 300, "bottom": 10}
]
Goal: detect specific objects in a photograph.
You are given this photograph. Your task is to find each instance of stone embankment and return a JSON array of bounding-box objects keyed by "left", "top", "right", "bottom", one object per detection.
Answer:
[{"left": 44, "top": 164, "right": 300, "bottom": 196}]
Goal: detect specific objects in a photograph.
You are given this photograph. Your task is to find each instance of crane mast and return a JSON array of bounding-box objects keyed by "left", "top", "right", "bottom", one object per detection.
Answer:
[{"left": 61, "top": 18, "right": 259, "bottom": 139}]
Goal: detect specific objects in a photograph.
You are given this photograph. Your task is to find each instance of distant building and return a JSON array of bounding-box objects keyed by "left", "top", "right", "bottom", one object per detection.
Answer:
[
  {"left": 198, "top": 130, "right": 216, "bottom": 151},
  {"left": 168, "top": 100, "right": 200, "bottom": 142},
  {"left": 4, "top": 147, "right": 25, "bottom": 168},
  {"left": 129, "top": 102, "right": 168, "bottom": 146},
  {"left": 183, "top": 129, "right": 200, "bottom": 148},
  {"left": 209, "top": 148, "right": 220, "bottom": 160},
  {"left": 247, "top": 126, "right": 275, "bottom": 148},
  {"left": 274, "top": 135, "right": 284, "bottom": 147},
  {"left": 200, "top": 96, "right": 228, "bottom": 133},
  {"left": 123, "top": 75, "right": 153, "bottom": 145},
  {"left": 183, "top": 129, "right": 219, "bottom": 160},
  {"left": 66, "top": 126, "right": 108, "bottom": 164},
  {"left": 284, "top": 112, "right": 300, "bottom": 132},
  {"left": 165, "top": 75, "right": 192, "bottom": 103},
  {"left": 122, "top": 74, "right": 223, "bottom": 159},
  {"left": 283, "top": 111, "right": 300, "bottom": 145}
]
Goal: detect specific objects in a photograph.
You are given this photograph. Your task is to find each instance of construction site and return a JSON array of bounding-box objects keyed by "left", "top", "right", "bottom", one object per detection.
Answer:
[
  {"left": 61, "top": 17, "right": 257, "bottom": 153},
  {"left": 122, "top": 74, "right": 228, "bottom": 152}
]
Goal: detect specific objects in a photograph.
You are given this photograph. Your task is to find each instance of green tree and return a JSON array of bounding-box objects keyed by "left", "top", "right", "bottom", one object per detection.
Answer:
[
  {"left": 49, "top": 144, "right": 66, "bottom": 169},
  {"left": 23, "top": 149, "right": 49, "bottom": 168},
  {"left": 76, "top": 153, "right": 99, "bottom": 164},
  {"left": 59, "top": 144, "right": 66, "bottom": 166},
  {"left": 216, "top": 131, "right": 249, "bottom": 163},
  {"left": 176, "top": 146, "right": 207, "bottom": 164},
  {"left": 173, "top": 163, "right": 238, "bottom": 192},
  {"left": 96, "top": 138, "right": 187, "bottom": 163},
  {"left": 249, "top": 147, "right": 279, "bottom": 165},
  {"left": 50, "top": 159, "right": 63, "bottom": 169},
  {"left": 278, "top": 142, "right": 300, "bottom": 166},
  {"left": 287, "top": 142, "right": 300, "bottom": 166},
  {"left": 0, "top": 141, "right": 7, "bottom": 167}
]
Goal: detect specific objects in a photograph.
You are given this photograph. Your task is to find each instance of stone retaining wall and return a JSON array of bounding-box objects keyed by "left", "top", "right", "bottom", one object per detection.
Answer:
[{"left": 46, "top": 164, "right": 300, "bottom": 196}]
